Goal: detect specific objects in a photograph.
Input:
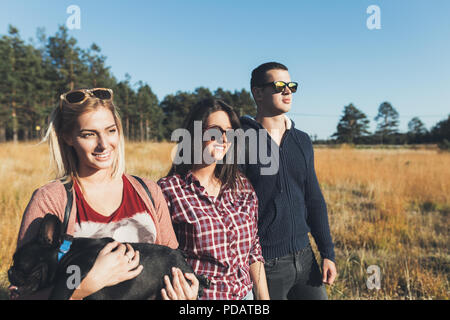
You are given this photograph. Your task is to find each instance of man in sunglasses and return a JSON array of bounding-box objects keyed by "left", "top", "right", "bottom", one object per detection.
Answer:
[{"left": 240, "top": 62, "right": 337, "bottom": 300}]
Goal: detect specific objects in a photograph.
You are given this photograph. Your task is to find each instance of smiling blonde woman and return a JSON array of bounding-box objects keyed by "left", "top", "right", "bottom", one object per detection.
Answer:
[{"left": 10, "top": 88, "right": 198, "bottom": 300}]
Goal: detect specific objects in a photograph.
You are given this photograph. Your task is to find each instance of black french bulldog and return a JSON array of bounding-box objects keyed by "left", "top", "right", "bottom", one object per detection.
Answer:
[{"left": 8, "top": 214, "right": 209, "bottom": 300}]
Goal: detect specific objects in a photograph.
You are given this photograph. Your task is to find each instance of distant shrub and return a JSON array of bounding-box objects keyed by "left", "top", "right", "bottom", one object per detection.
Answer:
[{"left": 438, "top": 139, "right": 450, "bottom": 151}]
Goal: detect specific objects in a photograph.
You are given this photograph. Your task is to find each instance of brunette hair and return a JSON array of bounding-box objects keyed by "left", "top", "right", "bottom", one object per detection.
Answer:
[{"left": 168, "top": 98, "right": 244, "bottom": 190}]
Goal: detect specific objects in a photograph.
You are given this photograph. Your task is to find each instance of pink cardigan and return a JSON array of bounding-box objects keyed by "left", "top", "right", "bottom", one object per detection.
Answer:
[
  {"left": 14, "top": 174, "right": 179, "bottom": 299},
  {"left": 17, "top": 174, "right": 179, "bottom": 249}
]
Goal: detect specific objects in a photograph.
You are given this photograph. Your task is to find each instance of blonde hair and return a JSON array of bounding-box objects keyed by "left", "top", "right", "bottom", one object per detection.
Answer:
[{"left": 43, "top": 93, "right": 126, "bottom": 185}]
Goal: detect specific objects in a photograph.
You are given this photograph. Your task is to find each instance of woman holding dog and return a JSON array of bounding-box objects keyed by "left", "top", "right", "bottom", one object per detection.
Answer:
[
  {"left": 10, "top": 88, "right": 198, "bottom": 300},
  {"left": 158, "top": 98, "right": 270, "bottom": 300}
]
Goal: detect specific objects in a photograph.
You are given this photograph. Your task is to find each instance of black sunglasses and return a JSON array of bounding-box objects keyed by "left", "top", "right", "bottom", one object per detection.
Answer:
[
  {"left": 259, "top": 81, "right": 299, "bottom": 93},
  {"left": 203, "top": 125, "right": 233, "bottom": 142},
  {"left": 60, "top": 88, "right": 113, "bottom": 107}
]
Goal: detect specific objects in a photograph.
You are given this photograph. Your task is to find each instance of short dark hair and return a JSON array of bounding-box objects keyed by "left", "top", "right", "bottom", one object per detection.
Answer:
[{"left": 250, "top": 62, "right": 288, "bottom": 89}]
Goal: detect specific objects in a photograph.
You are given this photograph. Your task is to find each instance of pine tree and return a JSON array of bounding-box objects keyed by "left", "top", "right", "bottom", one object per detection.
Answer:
[
  {"left": 0, "top": 36, "right": 9, "bottom": 141},
  {"left": 214, "top": 88, "right": 256, "bottom": 117},
  {"left": 232, "top": 89, "right": 256, "bottom": 117},
  {"left": 83, "top": 43, "right": 116, "bottom": 88},
  {"left": 46, "top": 25, "right": 88, "bottom": 93},
  {"left": 374, "top": 102, "right": 399, "bottom": 144},
  {"left": 160, "top": 88, "right": 212, "bottom": 140},
  {"left": 407, "top": 117, "right": 427, "bottom": 143},
  {"left": 332, "top": 103, "right": 370, "bottom": 143},
  {"left": 114, "top": 74, "right": 135, "bottom": 139},
  {"left": 430, "top": 115, "right": 450, "bottom": 142},
  {"left": 1, "top": 25, "right": 29, "bottom": 142},
  {"left": 136, "top": 82, "right": 160, "bottom": 141}
]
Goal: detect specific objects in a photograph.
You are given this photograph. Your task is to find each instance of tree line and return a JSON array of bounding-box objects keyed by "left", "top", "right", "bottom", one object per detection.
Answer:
[
  {"left": 0, "top": 25, "right": 256, "bottom": 142},
  {"left": 329, "top": 102, "right": 449, "bottom": 148},
  {"left": 1, "top": 25, "right": 448, "bottom": 147}
]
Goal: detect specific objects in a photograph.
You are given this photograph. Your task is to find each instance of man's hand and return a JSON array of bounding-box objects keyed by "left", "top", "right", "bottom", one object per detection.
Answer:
[{"left": 322, "top": 258, "right": 337, "bottom": 285}]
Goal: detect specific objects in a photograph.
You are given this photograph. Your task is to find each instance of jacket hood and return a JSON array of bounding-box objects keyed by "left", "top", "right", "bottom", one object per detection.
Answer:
[
  {"left": 240, "top": 114, "right": 295, "bottom": 130},
  {"left": 239, "top": 115, "right": 261, "bottom": 130}
]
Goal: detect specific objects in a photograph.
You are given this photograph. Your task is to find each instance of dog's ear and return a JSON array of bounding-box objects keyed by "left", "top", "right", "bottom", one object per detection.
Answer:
[{"left": 38, "top": 214, "right": 62, "bottom": 247}]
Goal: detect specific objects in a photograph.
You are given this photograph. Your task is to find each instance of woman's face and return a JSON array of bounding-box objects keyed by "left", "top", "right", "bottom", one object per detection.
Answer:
[
  {"left": 66, "top": 107, "right": 120, "bottom": 175},
  {"left": 203, "top": 110, "right": 233, "bottom": 163}
]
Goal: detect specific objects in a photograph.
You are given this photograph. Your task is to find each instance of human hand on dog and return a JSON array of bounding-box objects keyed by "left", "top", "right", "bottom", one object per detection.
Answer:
[
  {"left": 70, "top": 241, "right": 143, "bottom": 299},
  {"left": 161, "top": 267, "right": 199, "bottom": 300},
  {"left": 8, "top": 285, "right": 19, "bottom": 300},
  {"left": 93, "top": 242, "right": 143, "bottom": 287}
]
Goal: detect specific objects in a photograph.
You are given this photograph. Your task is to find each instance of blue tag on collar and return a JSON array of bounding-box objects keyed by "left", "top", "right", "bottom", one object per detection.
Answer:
[{"left": 58, "top": 239, "right": 72, "bottom": 261}]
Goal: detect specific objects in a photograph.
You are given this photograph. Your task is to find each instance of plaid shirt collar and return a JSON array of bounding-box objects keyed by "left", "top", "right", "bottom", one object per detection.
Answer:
[
  {"left": 157, "top": 171, "right": 264, "bottom": 300},
  {"left": 182, "top": 170, "right": 229, "bottom": 201},
  {"left": 184, "top": 171, "right": 200, "bottom": 188}
]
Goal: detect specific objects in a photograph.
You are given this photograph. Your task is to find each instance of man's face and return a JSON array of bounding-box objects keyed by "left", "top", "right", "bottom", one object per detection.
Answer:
[{"left": 253, "top": 69, "right": 293, "bottom": 115}]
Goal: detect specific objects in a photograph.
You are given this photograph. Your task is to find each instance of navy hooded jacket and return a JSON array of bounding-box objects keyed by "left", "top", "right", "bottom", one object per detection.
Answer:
[{"left": 239, "top": 115, "right": 335, "bottom": 262}]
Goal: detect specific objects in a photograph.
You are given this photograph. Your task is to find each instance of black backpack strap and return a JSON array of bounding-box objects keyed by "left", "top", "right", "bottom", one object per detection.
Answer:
[
  {"left": 132, "top": 175, "right": 156, "bottom": 209},
  {"left": 63, "top": 182, "right": 73, "bottom": 234},
  {"left": 62, "top": 177, "right": 156, "bottom": 233}
]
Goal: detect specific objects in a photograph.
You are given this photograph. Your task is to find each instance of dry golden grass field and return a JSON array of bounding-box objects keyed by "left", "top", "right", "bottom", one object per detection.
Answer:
[{"left": 0, "top": 142, "right": 448, "bottom": 299}]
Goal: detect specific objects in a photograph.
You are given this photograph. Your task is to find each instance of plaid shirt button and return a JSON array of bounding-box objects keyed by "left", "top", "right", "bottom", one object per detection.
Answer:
[{"left": 158, "top": 171, "right": 264, "bottom": 300}]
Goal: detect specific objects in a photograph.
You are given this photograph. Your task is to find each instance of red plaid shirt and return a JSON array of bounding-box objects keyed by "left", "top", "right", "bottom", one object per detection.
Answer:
[{"left": 157, "top": 171, "right": 264, "bottom": 300}]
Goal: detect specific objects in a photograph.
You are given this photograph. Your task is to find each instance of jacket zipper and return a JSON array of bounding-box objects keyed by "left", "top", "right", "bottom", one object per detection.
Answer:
[{"left": 279, "top": 130, "right": 295, "bottom": 253}]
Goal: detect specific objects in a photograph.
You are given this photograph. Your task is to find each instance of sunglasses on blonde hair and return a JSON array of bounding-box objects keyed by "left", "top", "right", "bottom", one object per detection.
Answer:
[{"left": 60, "top": 88, "right": 113, "bottom": 107}]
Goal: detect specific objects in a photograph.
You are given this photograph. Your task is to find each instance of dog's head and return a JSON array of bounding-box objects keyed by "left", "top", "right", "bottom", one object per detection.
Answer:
[{"left": 8, "top": 214, "right": 64, "bottom": 297}]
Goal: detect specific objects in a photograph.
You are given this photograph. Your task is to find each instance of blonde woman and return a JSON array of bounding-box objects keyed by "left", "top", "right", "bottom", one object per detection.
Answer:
[{"left": 9, "top": 88, "right": 198, "bottom": 300}]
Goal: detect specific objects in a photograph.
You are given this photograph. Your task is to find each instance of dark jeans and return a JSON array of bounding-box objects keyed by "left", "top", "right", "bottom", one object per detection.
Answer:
[{"left": 264, "top": 243, "right": 328, "bottom": 300}]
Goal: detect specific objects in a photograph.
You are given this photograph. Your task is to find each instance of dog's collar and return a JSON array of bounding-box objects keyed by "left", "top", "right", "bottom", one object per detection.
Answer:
[{"left": 57, "top": 237, "right": 73, "bottom": 262}]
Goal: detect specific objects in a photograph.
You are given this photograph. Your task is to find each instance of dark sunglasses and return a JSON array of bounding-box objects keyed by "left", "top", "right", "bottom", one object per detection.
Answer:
[
  {"left": 203, "top": 125, "right": 233, "bottom": 142},
  {"left": 259, "top": 81, "right": 299, "bottom": 93},
  {"left": 60, "top": 88, "right": 113, "bottom": 107}
]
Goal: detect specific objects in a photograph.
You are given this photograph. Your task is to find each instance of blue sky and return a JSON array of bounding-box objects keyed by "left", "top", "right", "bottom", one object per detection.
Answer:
[{"left": 1, "top": 0, "right": 449, "bottom": 139}]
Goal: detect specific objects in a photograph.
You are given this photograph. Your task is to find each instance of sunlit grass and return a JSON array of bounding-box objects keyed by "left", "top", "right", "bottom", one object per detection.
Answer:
[{"left": 0, "top": 142, "right": 448, "bottom": 299}]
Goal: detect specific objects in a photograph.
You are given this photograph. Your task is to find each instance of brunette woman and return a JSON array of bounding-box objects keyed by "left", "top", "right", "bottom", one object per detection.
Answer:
[{"left": 158, "top": 98, "right": 269, "bottom": 300}]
